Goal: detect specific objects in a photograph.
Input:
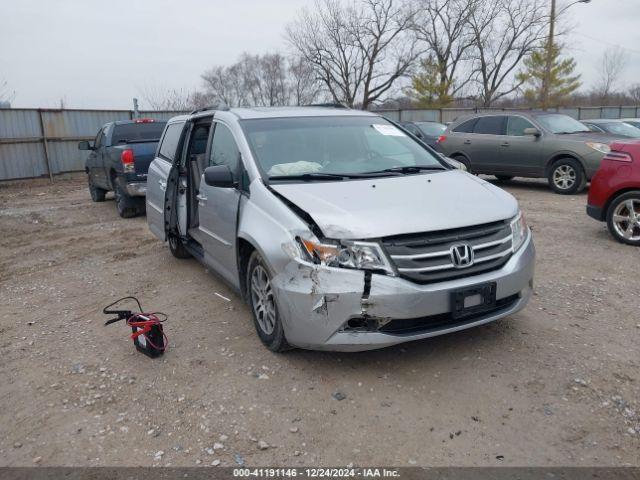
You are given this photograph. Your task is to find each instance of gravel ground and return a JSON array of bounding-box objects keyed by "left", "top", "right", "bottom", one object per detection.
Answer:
[{"left": 0, "top": 173, "right": 638, "bottom": 467}]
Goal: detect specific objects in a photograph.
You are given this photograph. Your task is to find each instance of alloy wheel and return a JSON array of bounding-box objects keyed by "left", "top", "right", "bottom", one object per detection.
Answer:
[
  {"left": 552, "top": 165, "right": 576, "bottom": 190},
  {"left": 250, "top": 265, "right": 276, "bottom": 335},
  {"left": 612, "top": 199, "right": 640, "bottom": 241}
]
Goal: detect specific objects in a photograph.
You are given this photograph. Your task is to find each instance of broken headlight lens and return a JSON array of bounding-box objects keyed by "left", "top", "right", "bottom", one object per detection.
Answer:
[
  {"left": 510, "top": 211, "right": 528, "bottom": 252},
  {"left": 299, "top": 238, "right": 395, "bottom": 275}
]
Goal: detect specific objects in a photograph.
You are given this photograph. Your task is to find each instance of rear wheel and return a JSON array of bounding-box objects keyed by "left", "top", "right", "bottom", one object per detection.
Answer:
[
  {"left": 495, "top": 175, "right": 514, "bottom": 183},
  {"left": 168, "top": 234, "right": 192, "bottom": 258},
  {"left": 606, "top": 192, "right": 640, "bottom": 246},
  {"left": 87, "top": 175, "right": 106, "bottom": 202},
  {"left": 114, "top": 180, "right": 141, "bottom": 218},
  {"left": 246, "top": 251, "right": 291, "bottom": 352},
  {"left": 453, "top": 155, "right": 473, "bottom": 174},
  {"left": 548, "top": 158, "right": 586, "bottom": 195}
]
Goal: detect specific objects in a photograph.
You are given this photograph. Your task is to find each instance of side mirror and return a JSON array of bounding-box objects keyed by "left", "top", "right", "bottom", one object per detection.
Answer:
[
  {"left": 78, "top": 140, "right": 93, "bottom": 151},
  {"left": 204, "top": 165, "right": 236, "bottom": 188},
  {"left": 523, "top": 128, "right": 541, "bottom": 137}
]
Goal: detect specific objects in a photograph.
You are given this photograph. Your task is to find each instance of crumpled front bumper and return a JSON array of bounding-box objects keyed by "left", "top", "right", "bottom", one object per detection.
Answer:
[{"left": 271, "top": 233, "right": 535, "bottom": 352}]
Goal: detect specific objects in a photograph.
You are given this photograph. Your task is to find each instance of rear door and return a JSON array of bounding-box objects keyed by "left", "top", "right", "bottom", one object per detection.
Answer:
[
  {"left": 146, "top": 122, "right": 185, "bottom": 240},
  {"left": 197, "top": 121, "right": 243, "bottom": 287},
  {"left": 468, "top": 116, "right": 507, "bottom": 173}
]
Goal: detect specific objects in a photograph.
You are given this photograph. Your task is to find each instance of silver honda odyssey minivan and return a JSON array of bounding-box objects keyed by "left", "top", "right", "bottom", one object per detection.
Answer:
[{"left": 146, "top": 106, "right": 535, "bottom": 352}]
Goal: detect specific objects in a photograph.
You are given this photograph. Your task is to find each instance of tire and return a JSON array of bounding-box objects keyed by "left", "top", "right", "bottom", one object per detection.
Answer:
[
  {"left": 168, "top": 234, "right": 192, "bottom": 258},
  {"left": 246, "top": 251, "right": 291, "bottom": 352},
  {"left": 495, "top": 175, "right": 514, "bottom": 182},
  {"left": 548, "top": 158, "right": 586, "bottom": 195},
  {"left": 453, "top": 155, "right": 473, "bottom": 174},
  {"left": 606, "top": 191, "right": 640, "bottom": 246},
  {"left": 114, "top": 180, "right": 141, "bottom": 218},
  {"left": 88, "top": 175, "right": 106, "bottom": 202}
]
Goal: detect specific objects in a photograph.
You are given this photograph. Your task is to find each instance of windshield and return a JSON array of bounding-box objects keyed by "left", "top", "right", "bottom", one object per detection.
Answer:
[
  {"left": 415, "top": 122, "right": 447, "bottom": 136},
  {"left": 603, "top": 122, "right": 640, "bottom": 138},
  {"left": 112, "top": 122, "right": 167, "bottom": 144},
  {"left": 536, "top": 114, "right": 590, "bottom": 134},
  {"left": 241, "top": 116, "right": 445, "bottom": 180}
]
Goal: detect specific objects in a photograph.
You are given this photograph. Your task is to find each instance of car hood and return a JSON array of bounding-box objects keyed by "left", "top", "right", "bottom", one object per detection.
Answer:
[{"left": 271, "top": 170, "right": 518, "bottom": 239}]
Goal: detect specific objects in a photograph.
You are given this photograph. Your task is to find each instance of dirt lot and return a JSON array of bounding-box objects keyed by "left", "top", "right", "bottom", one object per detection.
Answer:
[{"left": 0, "top": 173, "right": 638, "bottom": 467}]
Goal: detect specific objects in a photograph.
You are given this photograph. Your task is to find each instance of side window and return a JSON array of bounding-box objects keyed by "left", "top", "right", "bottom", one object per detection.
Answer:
[
  {"left": 473, "top": 116, "right": 506, "bottom": 135},
  {"left": 453, "top": 118, "right": 478, "bottom": 133},
  {"left": 94, "top": 128, "right": 105, "bottom": 149},
  {"left": 158, "top": 123, "right": 185, "bottom": 162},
  {"left": 209, "top": 123, "right": 240, "bottom": 172},
  {"left": 507, "top": 116, "right": 536, "bottom": 136}
]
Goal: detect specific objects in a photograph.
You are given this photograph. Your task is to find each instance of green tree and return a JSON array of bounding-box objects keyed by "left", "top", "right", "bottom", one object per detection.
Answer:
[
  {"left": 517, "top": 42, "right": 581, "bottom": 108},
  {"left": 406, "top": 55, "right": 454, "bottom": 107}
]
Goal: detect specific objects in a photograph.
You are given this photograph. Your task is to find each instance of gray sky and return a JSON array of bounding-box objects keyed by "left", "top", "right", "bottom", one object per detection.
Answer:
[{"left": 1, "top": 0, "right": 639, "bottom": 109}]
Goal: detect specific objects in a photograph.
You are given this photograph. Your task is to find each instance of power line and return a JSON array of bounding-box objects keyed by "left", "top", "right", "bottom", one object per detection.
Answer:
[{"left": 573, "top": 32, "right": 640, "bottom": 55}]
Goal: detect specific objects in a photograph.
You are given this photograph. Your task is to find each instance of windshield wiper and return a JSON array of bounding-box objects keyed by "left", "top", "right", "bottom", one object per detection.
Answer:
[
  {"left": 366, "top": 165, "right": 446, "bottom": 175},
  {"left": 556, "top": 130, "right": 589, "bottom": 135},
  {"left": 268, "top": 173, "right": 353, "bottom": 181}
]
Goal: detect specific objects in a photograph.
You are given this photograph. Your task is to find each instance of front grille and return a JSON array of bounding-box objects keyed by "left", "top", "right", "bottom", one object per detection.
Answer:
[
  {"left": 382, "top": 220, "right": 513, "bottom": 284},
  {"left": 378, "top": 294, "right": 520, "bottom": 335}
]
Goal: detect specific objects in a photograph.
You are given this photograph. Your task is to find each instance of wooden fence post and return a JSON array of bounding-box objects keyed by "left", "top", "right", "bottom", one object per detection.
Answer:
[{"left": 37, "top": 109, "right": 54, "bottom": 182}]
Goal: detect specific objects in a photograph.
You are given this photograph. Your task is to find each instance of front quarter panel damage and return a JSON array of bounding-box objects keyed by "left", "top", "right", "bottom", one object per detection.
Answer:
[{"left": 271, "top": 260, "right": 366, "bottom": 348}]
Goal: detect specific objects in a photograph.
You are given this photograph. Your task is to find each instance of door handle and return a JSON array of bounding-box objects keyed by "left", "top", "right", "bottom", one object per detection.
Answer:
[
  {"left": 463, "top": 140, "right": 472, "bottom": 145},
  {"left": 196, "top": 193, "right": 208, "bottom": 203},
  {"left": 158, "top": 180, "right": 167, "bottom": 192},
  {"left": 500, "top": 142, "right": 510, "bottom": 147}
]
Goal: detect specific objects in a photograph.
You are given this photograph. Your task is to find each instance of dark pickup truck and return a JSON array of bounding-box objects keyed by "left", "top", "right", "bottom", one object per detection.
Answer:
[{"left": 79, "top": 119, "right": 167, "bottom": 217}]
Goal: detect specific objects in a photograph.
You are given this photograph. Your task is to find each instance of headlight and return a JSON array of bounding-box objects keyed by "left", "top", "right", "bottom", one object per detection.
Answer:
[
  {"left": 586, "top": 142, "right": 611, "bottom": 154},
  {"left": 299, "top": 238, "right": 395, "bottom": 275},
  {"left": 510, "top": 211, "right": 528, "bottom": 252}
]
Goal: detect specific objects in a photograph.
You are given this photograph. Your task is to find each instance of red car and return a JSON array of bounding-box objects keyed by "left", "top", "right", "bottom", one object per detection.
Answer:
[{"left": 587, "top": 140, "right": 640, "bottom": 246}]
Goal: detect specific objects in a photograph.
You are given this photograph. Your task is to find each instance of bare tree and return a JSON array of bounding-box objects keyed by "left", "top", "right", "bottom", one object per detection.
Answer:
[
  {"left": 286, "top": 0, "right": 419, "bottom": 109},
  {"left": 468, "top": 0, "right": 548, "bottom": 106},
  {"left": 410, "top": 0, "right": 479, "bottom": 105},
  {"left": 628, "top": 84, "right": 640, "bottom": 104},
  {"left": 0, "top": 76, "right": 15, "bottom": 105},
  {"left": 288, "top": 56, "right": 325, "bottom": 105},
  {"left": 593, "top": 47, "right": 627, "bottom": 101},
  {"left": 140, "top": 85, "right": 202, "bottom": 111}
]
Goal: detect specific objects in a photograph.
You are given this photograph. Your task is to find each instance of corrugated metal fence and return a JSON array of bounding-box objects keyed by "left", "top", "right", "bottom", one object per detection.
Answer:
[
  {"left": 0, "top": 108, "right": 185, "bottom": 181},
  {"left": 1, "top": 105, "right": 640, "bottom": 181}
]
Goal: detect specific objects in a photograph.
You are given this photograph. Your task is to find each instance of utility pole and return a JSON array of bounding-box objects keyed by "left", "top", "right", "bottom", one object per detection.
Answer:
[
  {"left": 541, "top": 0, "right": 556, "bottom": 110},
  {"left": 541, "top": 0, "right": 590, "bottom": 110}
]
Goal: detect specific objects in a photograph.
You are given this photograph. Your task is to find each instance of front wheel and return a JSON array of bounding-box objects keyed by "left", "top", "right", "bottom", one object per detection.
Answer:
[
  {"left": 548, "top": 159, "right": 586, "bottom": 195},
  {"left": 606, "top": 191, "right": 640, "bottom": 246},
  {"left": 246, "top": 251, "right": 291, "bottom": 352}
]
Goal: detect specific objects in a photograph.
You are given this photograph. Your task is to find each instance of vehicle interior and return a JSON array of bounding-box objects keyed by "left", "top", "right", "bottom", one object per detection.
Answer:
[{"left": 185, "top": 120, "right": 212, "bottom": 232}]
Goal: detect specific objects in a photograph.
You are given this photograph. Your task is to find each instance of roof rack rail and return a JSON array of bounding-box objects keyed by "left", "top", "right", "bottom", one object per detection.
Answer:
[
  {"left": 190, "top": 103, "right": 230, "bottom": 115},
  {"left": 305, "top": 102, "right": 349, "bottom": 109}
]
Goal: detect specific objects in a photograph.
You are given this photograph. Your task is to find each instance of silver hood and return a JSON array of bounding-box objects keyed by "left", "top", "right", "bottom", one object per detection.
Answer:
[{"left": 271, "top": 170, "right": 519, "bottom": 239}]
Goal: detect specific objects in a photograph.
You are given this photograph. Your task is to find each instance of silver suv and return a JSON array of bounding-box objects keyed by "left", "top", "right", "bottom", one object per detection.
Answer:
[
  {"left": 146, "top": 106, "right": 535, "bottom": 352},
  {"left": 437, "top": 112, "right": 621, "bottom": 194}
]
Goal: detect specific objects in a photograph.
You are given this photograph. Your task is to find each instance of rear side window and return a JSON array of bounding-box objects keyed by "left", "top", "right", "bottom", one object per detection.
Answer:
[
  {"left": 112, "top": 122, "right": 167, "bottom": 145},
  {"left": 158, "top": 123, "right": 185, "bottom": 162},
  {"left": 507, "top": 116, "right": 536, "bottom": 136},
  {"left": 473, "top": 116, "right": 505, "bottom": 135},
  {"left": 453, "top": 118, "right": 478, "bottom": 133}
]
